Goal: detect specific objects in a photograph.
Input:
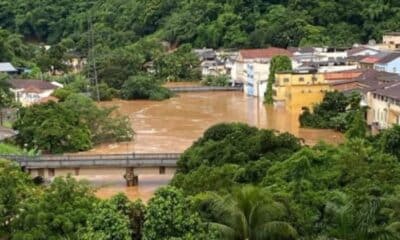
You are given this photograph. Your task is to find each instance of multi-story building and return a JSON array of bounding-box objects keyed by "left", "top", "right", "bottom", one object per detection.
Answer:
[
  {"left": 232, "top": 47, "right": 296, "bottom": 100},
  {"left": 367, "top": 83, "right": 400, "bottom": 130},
  {"left": 273, "top": 69, "right": 331, "bottom": 113},
  {"left": 382, "top": 32, "right": 400, "bottom": 50},
  {"left": 374, "top": 53, "right": 400, "bottom": 75}
]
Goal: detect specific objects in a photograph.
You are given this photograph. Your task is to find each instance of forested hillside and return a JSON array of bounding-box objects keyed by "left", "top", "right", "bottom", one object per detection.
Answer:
[{"left": 1, "top": 0, "right": 400, "bottom": 50}]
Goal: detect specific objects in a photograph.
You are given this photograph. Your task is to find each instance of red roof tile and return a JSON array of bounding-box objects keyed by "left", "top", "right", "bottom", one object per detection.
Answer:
[
  {"left": 324, "top": 69, "right": 365, "bottom": 81},
  {"left": 360, "top": 56, "right": 380, "bottom": 64},
  {"left": 239, "top": 47, "right": 293, "bottom": 59}
]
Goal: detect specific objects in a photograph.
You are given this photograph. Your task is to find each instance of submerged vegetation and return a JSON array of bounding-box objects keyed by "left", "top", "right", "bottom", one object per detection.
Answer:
[
  {"left": 299, "top": 91, "right": 364, "bottom": 132},
  {"left": 13, "top": 94, "right": 133, "bottom": 153}
]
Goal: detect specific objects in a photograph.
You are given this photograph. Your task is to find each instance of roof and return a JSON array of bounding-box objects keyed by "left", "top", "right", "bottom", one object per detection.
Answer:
[
  {"left": 330, "top": 69, "right": 400, "bottom": 93},
  {"left": 9, "top": 79, "right": 59, "bottom": 91},
  {"left": 239, "top": 47, "right": 293, "bottom": 59},
  {"left": 384, "top": 32, "right": 400, "bottom": 36},
  {"left": 0, "top": 126, "right": 17, "bottom": 141},
  {"left": 347, "top": 46, "right": 379, "bottom": 56},
  {"left": 324, "top": 69, "right": 365, "bottom": 81},
  {"left": 374, "top": 83, "right": 400, "bottom": 100},
  {"left": 287, "top": 47, "right": 315, "bottom": 54},
  {"left": 360, "top": 56, "right": 381, "bottom": 64},
  {"left": 0, "top": 62, "right": 17, "bottom": 72},
  {"left": 376, "top": 52, "right": 400, "bottom": 64},
  {"left": 194, "top": 48, "right": 217, "bottom": 60}
]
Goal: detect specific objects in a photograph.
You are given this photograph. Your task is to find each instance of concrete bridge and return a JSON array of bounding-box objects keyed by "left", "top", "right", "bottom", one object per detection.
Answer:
[
  {"left": 1, "top": 153, "right": 180, "bottom": 186},
  {"left": 168, "top": 86, "right": 243, "bottom": 93}
]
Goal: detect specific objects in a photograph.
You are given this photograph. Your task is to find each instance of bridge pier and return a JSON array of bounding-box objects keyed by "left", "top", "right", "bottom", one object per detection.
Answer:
[{"left": 124, "top": 167, "right": 139, "bottom": 186}]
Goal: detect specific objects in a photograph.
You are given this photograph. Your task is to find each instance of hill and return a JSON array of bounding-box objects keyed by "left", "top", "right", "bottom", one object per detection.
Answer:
[{"left": 1, "top": 0, "right": 400, "bottom": 51}]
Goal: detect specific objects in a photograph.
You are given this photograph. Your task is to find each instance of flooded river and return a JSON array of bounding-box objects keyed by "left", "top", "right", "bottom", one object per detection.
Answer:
[{"left": 77, "top": 91, "right": 342, "bottom": 200}]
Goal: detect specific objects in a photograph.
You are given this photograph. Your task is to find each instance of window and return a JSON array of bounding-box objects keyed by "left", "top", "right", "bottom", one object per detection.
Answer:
[
  {"left": 284, "top": 78, "right": 289, "bottom": 83},
  {"left": 312, "top": 77, "right": 318, "bottom": 82},
  {"left": 299, "top": 77, "right": 305, "bottom": 82}
]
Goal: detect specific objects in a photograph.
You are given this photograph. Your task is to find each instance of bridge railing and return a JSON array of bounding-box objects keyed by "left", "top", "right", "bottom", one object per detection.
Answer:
[
  {"left": 0, "top": 153, "right": 181, "bottom": 168},
  {"left": 168, "top": 86, "right": 243, "bottom": 92}
]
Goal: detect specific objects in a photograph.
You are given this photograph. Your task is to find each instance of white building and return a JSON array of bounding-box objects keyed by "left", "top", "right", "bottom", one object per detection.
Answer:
[
  {"left": 9, "top": 80, "right": 62, "bottom": 106},
  {"left": 232, "top": 48, "right": 297, "bottom": 100}
]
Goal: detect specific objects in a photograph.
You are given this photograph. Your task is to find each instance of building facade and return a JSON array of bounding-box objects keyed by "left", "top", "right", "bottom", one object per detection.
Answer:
[
  {"left": 273, "top": 70, "right": 331, "bottom": 113},
  {"left": 374, "top": 53, "right": 400, "bottom": 75},
  {"left": 382, "top": 32, "right": 400, "bottom": 50},
  {"left": 367, "top": 84, "right": 400, "bottom": 130},
  {"left": 233, "top": 48, "right": 295, "bottom": 100}
]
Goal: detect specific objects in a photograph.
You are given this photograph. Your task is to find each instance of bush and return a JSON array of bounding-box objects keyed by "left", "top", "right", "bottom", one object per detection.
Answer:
[
  {"left": 120, "top": 74, "right": 173, "bottom": 101},
  {"left": 299, "top": 91, "right": 362, "bottom": 132},
  {"left": 90, "top": 83, "right": 118, "bottom": 101},
  {"left": 176, "top": 123, "right": 301, "bottom": 174},
  {"left": 13, "top": 94, "right": 133, "bottom": 153},
  {"left": 201, "top": 75, "right": 229, "bottom": 86}
]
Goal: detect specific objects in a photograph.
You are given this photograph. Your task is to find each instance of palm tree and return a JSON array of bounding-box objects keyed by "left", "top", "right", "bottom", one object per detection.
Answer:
[
  {"left": 324, "top": 192, "right": 400, "bottom": 240},
  {"left": 202, "top": 185, "right": 297, "bottom": 240}
]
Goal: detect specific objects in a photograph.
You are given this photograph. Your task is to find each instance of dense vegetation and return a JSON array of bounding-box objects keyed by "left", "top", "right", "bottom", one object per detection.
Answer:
[
  {"left": 13, "top": 94, "right": 133, "bottom": 153},
  {"left": 201, "top": 75, "right": 230, "bottom": 87},
  {"left": 4, "top": 0, "right": 399, "bottom": 102},
  {"left": 3, "top": 123, "right": 400, "bottom": 239},
  {"left": 1, "top": 0, "right": 400, "bottom": 49},
  {"left": 172, "top": 123, "right": 400, "bottom": 239},
  {"left": 299, "top": 91, "right": 364, "bottom": 132}
]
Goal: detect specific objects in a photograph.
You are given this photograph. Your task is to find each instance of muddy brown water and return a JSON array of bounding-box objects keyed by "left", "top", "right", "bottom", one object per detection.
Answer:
[{"left": 75, "top": 91, "right": 342, "bottom": 201}]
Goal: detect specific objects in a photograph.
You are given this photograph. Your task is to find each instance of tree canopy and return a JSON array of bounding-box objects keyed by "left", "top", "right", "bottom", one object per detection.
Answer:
[{"left": 1, "top": 0, "right": 399, "bottom": 49}]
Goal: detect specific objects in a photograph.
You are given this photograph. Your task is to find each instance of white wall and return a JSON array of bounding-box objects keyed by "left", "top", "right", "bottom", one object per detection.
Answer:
[
  {"left": 318, "top": 65, "right": 358, "bottom": 73},
  {"left": 11, "top": 89, "right": 55, "bottom": 106}
]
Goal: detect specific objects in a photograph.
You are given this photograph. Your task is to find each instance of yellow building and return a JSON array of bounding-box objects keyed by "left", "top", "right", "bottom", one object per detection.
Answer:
[{"left": 273, "top": 70, "right": 331, "bottom": 113}]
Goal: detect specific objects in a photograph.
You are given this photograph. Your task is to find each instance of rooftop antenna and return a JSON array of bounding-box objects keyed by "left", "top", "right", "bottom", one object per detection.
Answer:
[{"left": 87, "top": 12, "right": 100, "bottom": 102}]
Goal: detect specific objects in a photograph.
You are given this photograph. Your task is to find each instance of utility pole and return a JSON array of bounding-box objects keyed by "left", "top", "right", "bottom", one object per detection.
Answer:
[{"left": 87, "top": 13, "right": 100, "bottom": 102}]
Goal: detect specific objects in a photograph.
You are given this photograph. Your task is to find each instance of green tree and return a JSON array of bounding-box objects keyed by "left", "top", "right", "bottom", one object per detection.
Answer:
[
  {"left": 13, "top": 94, "right": 133, "bottom": 153},
  {"left": 82, "top": 201, "right": 132, "bottom": 240},
  {"left": 13, "top": 101, "right": 92, "bottom": 153},
  {"left": 299, "top": 91, "right": 360, "bottom": 131},
  {"left": 345, "top": 110, "right": 367, "bottom": 139},
  {"left": 0, "top": 73, "right": 14, "bottom": 125},
  {"left": 120, "top": 74, "right": 172, "bottom": 101},
  {"left": 155, "top": 44, "right": 201, "bottom": 81},
  {"left": 199, "top": 186, "right": 298, "bottom": 240},
  {"left": 265, "top": 56, "right": 292, "bottom": 104},
  {"left": 0, "top": 160, "right": 34, "bottom": 238},
  {"left": 379, "top": 125, "right": 400, "bottom": 159},
  {"left": 11, "top": 176, "right": 96, "bottom": 239},
  {"left": 109, "top": 193, "right": 146, "bottom": 240},
  {"left": 143, "top": 186, "right": 208, "bottom": 240}
]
